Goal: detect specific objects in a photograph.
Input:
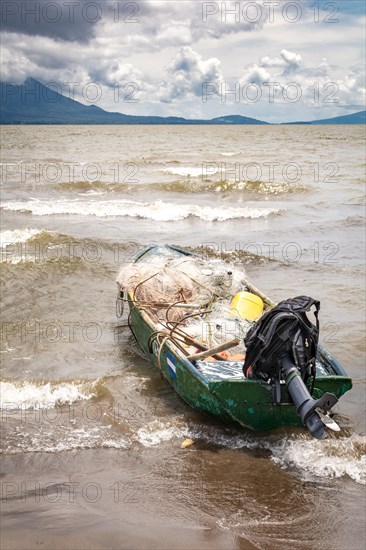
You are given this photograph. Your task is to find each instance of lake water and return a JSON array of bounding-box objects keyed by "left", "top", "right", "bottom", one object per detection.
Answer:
[{"left": 0, "top": 125, "right": 365, "bottom": 549}]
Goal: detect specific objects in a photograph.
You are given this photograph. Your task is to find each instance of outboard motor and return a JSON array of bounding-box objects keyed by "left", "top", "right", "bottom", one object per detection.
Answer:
[{"left": 243, "top": 296, "right": 338, "bottom": 439}]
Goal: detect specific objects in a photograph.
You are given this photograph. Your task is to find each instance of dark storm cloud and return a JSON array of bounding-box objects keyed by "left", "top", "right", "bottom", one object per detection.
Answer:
[
  {"left": 1, "top": 1, "right": 265, "bottom": 45},
  {"left": 0, "top": 0, "right": 102, "bottom": 42}
]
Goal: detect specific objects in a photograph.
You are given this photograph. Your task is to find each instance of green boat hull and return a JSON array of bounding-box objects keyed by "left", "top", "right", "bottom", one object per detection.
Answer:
[{"left": 128, "top": 296, "right": 352, "bottom": 432}]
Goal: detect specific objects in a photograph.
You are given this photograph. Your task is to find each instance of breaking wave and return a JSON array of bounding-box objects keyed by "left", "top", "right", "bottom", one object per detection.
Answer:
[
  {"left": 159, "top": 163, "right": 220, "bottom": 179},
  {"left": 137, "top": 422, "right": 189, "bottom": 448},
  {"left": 0, "top": 228, "right": 47, "bottom": 248},
  {"left": 55, "top": 178, "right": 305, "bottom": 195},
  {"left": 162, "top": 166, "right": 204, "bottom": 178},
  {"left": 153, "top": 179, "right": 305, "bottom": 195},
  {"left": 0, "top": 228, "right": 55, "bottom": 264},
  {"left": 1, "top": 425, "right": 129, "bottom": 454},
  {"left": 1, "top": 199, "right": 281, "bottom": 222},
  {"left": 136, "top": 421, "right": 366, "bottom": 484},
  {"left": 0, "top": 380, "right": 96, "bottom": 409},
  {"left": 270, "top": 433, "right": 366, "bottom": 485},
  {"left": 160, "top": 167, "right": 306, "bottom": 195}
]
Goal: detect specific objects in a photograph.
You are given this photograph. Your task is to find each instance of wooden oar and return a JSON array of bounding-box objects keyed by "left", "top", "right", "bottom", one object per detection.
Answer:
[
  {"left": 172, "top": 331, "right": 224, "bottom": 360},
  {"left": 187, "top": 338, "right": 240, "bottom": 362}
]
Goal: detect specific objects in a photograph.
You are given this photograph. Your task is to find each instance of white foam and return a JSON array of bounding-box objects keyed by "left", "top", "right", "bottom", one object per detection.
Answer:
[
  {"left": 270, "top": 434, "right": 366, "bottom": 485},
  {"left": 1, "top": 425, "right": 130, "bottom": 454},
  {"left": 78, "top": 190, "right": 106, "bottom": 196},
  {"left": 0, "top": 380, "right": 95, "bottom": 409},
  {"left": 162, "top": 166, "right": 204, "bottom": 177},
  {"left": 136, "top": 421, "right": 258, "bottom": 449},
  {"left": 136, "top": 421, "right": 366, "bottom": 484},
  {"left": 1, "top": 199, "right": 280, "bottom": 222},
  {"left": 136, "top": 421, "right": 189, "bottom": 447},
  {"left": 0, "top": 228, "right": 45, "bottom": 248}
]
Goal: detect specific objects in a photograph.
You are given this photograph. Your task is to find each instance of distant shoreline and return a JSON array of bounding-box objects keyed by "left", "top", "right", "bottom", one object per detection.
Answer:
[
  {"left": 1, "top": 122, "right": 365, "bottom": 126},
  {"left": 1, "top": 79, "right": 365, "bottom": 126}
]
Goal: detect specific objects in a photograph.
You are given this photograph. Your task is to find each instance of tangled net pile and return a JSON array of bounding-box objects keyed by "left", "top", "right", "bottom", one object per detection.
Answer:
[{"left": 117, "top": 250, "right": 253, "bottom": 352}]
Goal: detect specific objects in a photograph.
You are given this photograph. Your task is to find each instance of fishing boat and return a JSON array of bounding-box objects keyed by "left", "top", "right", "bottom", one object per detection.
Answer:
[{"left": 116, "top": 245, "right": 352, "bottom": 439}]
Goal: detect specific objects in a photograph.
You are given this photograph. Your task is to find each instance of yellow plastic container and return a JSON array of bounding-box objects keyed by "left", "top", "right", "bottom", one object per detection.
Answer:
[{"left": 230, "top": 291, "right": 264, "bottom": 321}]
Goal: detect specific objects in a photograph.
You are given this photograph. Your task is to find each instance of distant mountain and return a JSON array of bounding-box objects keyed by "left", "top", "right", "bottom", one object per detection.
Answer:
[
  {"left": 0, "top": 78, "right": 140, "bottom": 124},
  {"left": 0, "top": 78, "right": 364, "bottom": 125},
  {"left": 208, "top": 115, "right": 266, "bottom": 124},
  {"left": 0, "top": 78, "right": 267, "bottom": 125},
  {"left": 309, "top": 111, "right": 366, "bottom": 125}
]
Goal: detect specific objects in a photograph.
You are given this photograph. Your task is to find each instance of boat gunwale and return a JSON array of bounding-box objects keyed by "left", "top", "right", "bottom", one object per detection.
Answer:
[
  {"left": 127, "top": 244, "right": 350, "bottom": 382},
  {"left": 127, "top": 291, "right": 350, "bottom": 388}
]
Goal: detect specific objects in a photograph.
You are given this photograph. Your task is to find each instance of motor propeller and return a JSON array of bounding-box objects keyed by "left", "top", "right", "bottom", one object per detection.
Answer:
[{"left": 280, "top": 354, "right": 339, "bottom": 439}]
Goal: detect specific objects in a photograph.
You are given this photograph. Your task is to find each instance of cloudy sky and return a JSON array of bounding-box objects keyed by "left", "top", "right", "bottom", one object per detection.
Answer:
[{"left": 1, "top": 0, "right": 365, "bottom": 121}]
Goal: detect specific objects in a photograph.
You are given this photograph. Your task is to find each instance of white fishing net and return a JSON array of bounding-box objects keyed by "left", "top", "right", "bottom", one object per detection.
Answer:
[{"left": 116, "top": 248, "right": 252, "bottom": 353}]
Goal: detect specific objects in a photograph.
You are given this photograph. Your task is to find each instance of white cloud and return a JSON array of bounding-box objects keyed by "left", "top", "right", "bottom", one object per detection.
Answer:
[
  {"left": 0, "top": 1, "right": 364, "bottom": 121},
  {"left": 259, "top": 55, "right": 285, "bottom": 68},
  {"left": 159, "top": 46, "right": 224, "bottom": 102},
  {"left": 339, "top": 63, "right": 366, "bottom": 109},
  {"left": 250, "top": 49, "right": 302, "bottom": 77},
  {"left": 239, "top": 49, "right": 365, "bottom": 112},
  {"left": 0, "top": 48, "right": 33, "bottom": 83},
  {"left": 240, "top": 65, "right": 271, "bottom": 85},
  {"left": 90, "top": 61, "right": 145, "bottom": 88},
  {"left": 280, "top": 49, "right": 302, "bottom": 74}
]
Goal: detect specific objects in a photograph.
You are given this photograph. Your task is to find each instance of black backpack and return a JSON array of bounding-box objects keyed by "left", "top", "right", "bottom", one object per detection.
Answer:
[{"left": 243, "top": 296, "right": 320, "bottom": 387}]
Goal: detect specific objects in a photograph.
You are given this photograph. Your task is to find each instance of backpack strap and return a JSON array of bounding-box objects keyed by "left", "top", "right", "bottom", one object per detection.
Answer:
[{"left": 243, "top": 295, "right": 320, "bottom": 382}]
